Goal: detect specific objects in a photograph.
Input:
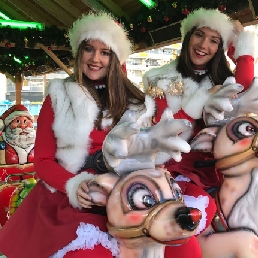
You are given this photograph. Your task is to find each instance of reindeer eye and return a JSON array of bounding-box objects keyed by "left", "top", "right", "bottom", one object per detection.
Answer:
[
  {"left": 127, "top": 183, "right": 156, "bottom": 210},
  {"left": 170, "top": 178, "right": 183, "bottom": 201},
  {"left": 227, "top": 119, "right": 257, "bottom": 143}
]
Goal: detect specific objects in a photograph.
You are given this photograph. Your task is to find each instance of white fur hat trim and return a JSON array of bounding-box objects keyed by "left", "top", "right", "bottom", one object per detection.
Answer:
[
  {"left": 181, "top": 8, "right": 234, "bottom": 50},
  {"left": 68, "top": 12, "right": 132, "bottom": 64}
]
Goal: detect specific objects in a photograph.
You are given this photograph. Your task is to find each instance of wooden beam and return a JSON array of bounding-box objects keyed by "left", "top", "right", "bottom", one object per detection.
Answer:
[
  {"left": 52, "top": 0, "right": 82, "bottom": 19},
  {"left": 248, "top": 0, "right": 258, "bottom": 19},
  {"left": 15, "top": 73, "right": 22, "bottom": 104},
  {"left": 1, "top": 2, "right": 30, "bottom": 21},
  {"left": 4, "top": 72, "right": 15, "bottom": 83},
  {"left": 81, "top": 0, "right": 108, "bottom": 12},
  {"left": 39, "top": 44, "right": 72, "bottom": 76},
  {"left": 0, "top": 42, "right": 71, "bottom": 51},
  {"left": 7, "top": 0, "right": 52, "bottom": 25},
  {"left": 98, "top": 0, "right": 130, "bottom": 20},
  {"left": 33, "top": 0, "right": 76, "bottom": 26}
]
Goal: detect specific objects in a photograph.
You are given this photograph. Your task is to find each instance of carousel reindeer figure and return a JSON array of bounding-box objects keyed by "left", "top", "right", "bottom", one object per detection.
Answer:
[
  {"left": 55, "top": 109, "right": 207, "bottom": 258},
  {"left": 191, "top": 77, "right": 258, "bottom": 257}
]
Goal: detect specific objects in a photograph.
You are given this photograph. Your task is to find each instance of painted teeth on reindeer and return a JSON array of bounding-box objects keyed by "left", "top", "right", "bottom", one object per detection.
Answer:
[{"left": 175, "top": 207, "right": 202, "bottom": 231}]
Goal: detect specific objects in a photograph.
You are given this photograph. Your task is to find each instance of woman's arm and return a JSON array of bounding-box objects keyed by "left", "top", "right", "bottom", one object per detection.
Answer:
[{"left": 34, "top": 95, "right": 75, "bottom": 193}]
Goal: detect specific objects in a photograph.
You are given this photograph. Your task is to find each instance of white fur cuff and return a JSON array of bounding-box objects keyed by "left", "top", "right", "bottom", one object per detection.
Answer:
[
  {"left": 66, "top": 172, "right": 97, "bottom": 209},
  {"left": 233, "top": 30, "right": 258, "bottom": 60},
  {"left": 183, "top": 88, "right": 210, "bottom": 119}
]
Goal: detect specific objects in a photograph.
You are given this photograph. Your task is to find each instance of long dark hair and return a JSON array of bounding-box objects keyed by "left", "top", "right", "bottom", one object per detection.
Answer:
[
  {"left": 73, "top": 40, "right": 145, "bottom": 129},
  {"left": 177, "top": 27, "right": 233, "bottom": 85}
]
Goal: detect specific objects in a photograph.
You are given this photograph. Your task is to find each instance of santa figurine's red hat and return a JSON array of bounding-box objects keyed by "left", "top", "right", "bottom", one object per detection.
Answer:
[{"left": 0, "top": 105, "right": 34, "bottom": 131}]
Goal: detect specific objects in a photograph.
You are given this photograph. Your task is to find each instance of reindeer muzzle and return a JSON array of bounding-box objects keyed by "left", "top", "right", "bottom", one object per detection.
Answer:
[
  {"left": 106, "top": 200, "right": 201, "bottom": 245},
  {"left": 216, "top": 133, "right": 258, "bottom": 170}
]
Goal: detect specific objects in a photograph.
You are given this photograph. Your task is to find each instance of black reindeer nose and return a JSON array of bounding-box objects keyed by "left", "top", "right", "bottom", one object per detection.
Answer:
[{"left": 175, "top": 207, "right": 202, "bottom": 231}]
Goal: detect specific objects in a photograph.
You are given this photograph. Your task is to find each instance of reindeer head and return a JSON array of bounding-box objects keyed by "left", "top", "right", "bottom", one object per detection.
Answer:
[
  {"left": 90, "top": 108, "right": 202, "bottom": 249},
  {"left": 191, "top": 115, "right": 258, "bottom": 176},
  {"left": 88, "top": 168, "right": 201, "bottom": 248}
]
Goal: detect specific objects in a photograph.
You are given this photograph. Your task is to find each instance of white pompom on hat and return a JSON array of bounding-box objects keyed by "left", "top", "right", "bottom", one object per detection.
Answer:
[
  {"left": 0, "top": 104, "right": 34, "bottom": 131},
  {"left": 181, "top": 8, "right": 234, "bottom": 50},
  {"left": 68, "top": 12, "right": 132, "bottom": 64}
]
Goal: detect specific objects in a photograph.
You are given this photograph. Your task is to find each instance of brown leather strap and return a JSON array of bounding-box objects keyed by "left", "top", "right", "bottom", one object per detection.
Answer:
[
  {"left": 107, "top": 200, "right": 183, "bottom": 239},
  {"left": 216, "top": 134, "right": 258, "bottom": 170}
]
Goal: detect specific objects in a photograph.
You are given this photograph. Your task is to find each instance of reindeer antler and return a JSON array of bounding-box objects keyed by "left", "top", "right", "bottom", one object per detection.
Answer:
[{"left": 103, "top": 108, "right": 191, "bottom": 175}]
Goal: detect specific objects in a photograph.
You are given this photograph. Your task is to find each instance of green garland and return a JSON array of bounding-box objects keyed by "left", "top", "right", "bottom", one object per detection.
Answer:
[{"left": 0, "top": 0, "right": 250, "bottom": 76}]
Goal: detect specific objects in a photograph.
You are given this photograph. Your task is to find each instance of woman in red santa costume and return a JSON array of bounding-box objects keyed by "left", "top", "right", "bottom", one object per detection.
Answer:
[
  {"left": 0, "top": 12, "right": 217, "bottom": 258},
  {"left": 143, "top": 8, "right": 257, "bottom": 190}
]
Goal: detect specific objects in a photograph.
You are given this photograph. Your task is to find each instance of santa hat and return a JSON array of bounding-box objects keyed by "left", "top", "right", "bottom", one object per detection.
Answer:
[
  {"left": 181, "top": 8, "right": 234, "bottom": 50},
  {"left": 0, "top": 105, "right": 34, "bottom": 131},
  {"left": 68, "top": 12, "right": 132, "bottom": 64}
]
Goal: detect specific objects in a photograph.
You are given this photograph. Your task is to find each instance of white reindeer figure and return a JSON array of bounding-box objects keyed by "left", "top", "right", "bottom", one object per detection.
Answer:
[{"left": 191, "top": 78, "right": 258, "bottom": 258}]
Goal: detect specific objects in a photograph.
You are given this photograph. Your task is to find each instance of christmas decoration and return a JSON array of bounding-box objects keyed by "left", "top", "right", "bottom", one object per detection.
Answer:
[
  {"left": 140, "top": 26, "right": 147, "bottom": 32},
  {"left": 130, "top": 23, "right": 134, "bottom": 29},
  {"left": 172, "top": 2, "right": 177, "bottom": 8},
  {"left": 182, "top": 7, "right": 190, "bottom": 15},
  {"left": 47, "top": 46, "right": 52, "bottom": 51},
  {"left": 164, "top": 16, "right": 170, "bottom": 22},
  {"left": 219, "top": 4, "right": 227, "bottom": 12},
  {"left": 5, "top": 43, "right": 11, "bottom": 49},
  {"left": 147, "top": 16, "right": 152, "bottom": 22}
]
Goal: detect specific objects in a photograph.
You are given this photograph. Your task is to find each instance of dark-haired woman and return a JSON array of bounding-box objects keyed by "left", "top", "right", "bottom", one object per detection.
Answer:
[{"left": 143, "top": 8, "right": 257, "bottom": 190}]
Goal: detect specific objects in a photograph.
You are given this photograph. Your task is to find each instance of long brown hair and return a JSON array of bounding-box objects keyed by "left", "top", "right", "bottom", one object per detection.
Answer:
[
  {"left": 73, "top": 40, "right": 145, "bottom": 129},
  {"left": 177, "top": 27, "right": 233, "bottom": 85}
]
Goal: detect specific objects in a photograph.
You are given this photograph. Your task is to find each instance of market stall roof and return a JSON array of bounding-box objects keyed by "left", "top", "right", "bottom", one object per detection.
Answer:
[{"left": 0, "top": 0, "right": 257, "bottom": 76}]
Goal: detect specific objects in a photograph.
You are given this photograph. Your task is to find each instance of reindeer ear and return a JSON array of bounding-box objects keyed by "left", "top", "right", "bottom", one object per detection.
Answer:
[
  {"left": 191, "top": 127, "right": 219, "bottom": 152},
  {"left": 88, "top": 173, "right": 119, "bottom": 206}
]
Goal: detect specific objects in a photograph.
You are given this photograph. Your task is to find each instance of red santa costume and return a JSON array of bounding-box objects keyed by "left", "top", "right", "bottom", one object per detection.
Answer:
[{"left": 143, "top": 8, "right": 257, "bottom": 190}]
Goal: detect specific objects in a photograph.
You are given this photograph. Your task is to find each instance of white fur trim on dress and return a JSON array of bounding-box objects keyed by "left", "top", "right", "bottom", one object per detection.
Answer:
[
  {"left": 182, "top": 85, "right": 210, "bottom": 119},
  {"left": 47, "top": 78, "right": 99, "bottom": 174},
  {"left": 68, "top": 12, "right": 132, "bottom": 64},
  {"left": 66, "top": 172, "right": 97, "bottom": 209},
  {"left": 50, "top": 223, "right": 120, "bottom": 258},
  {"left": 181, "top": 8, "right": 234, "bottom": 50},
  {"left": 233, "top": 29, "right": 258, "bottom": 60},
  {"left": 183, "top": 195, "right": 209, "bottom": 235}
]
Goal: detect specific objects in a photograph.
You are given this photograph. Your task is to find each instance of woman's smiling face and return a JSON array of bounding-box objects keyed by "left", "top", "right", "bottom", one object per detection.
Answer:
[
  {"left": 188, "top": 27, "right": 221, "bottom": 69},
  {"left": 81, "top": 39, "right": 111, "bottom": 81}
]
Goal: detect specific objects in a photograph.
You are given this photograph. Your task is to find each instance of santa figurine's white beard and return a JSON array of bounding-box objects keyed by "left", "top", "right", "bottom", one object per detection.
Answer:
[{"left": 5, "top": 126, "right": 36, "bottom": 149}]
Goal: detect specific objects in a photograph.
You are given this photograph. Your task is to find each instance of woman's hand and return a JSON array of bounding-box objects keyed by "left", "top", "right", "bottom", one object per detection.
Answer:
[{"left": 76, "top": 180, "right": 94, "bottom": 208}]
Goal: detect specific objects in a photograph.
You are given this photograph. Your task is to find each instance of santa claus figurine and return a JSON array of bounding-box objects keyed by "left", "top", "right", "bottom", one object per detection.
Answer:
[{"left": 0, "top": 104, "right": 36, "bottom": 182}]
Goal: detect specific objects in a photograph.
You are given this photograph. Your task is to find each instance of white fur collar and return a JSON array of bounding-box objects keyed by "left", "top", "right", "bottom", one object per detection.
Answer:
[{"left": 142, "top": 60, "right": 213, "bottom": 115}]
